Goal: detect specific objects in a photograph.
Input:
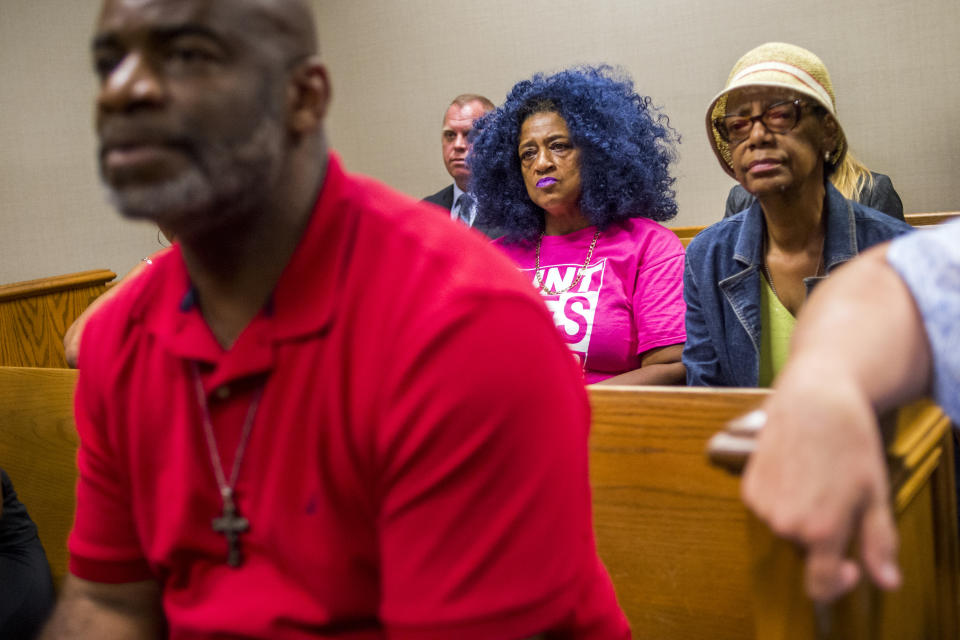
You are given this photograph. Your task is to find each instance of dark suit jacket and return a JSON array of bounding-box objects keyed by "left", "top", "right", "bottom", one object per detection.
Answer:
[{"left": 423, "top": 185, "right": 502, "bottom": 239}]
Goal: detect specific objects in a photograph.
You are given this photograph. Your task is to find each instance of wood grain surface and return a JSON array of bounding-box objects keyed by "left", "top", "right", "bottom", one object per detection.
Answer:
[
  {"left": 669, "top": 210, "right": 959, "bottom": 249},
  {"left": 748, "top": 401, "right": 959, "bottom": 640},
  {"left": 0, "top": 270, "right": 115, "bottom": 367},
  {"left": 588, "top": 386, "right": 768, "bottom": 639},
  {"left": 589, "top": 387, "right": 959, "bottom": 639},
  {"left": 0, "top": 367, "right": 79, "bottom": 588},
  {"left": 905, "top": 211, "right": 960, "bottom": 227}
]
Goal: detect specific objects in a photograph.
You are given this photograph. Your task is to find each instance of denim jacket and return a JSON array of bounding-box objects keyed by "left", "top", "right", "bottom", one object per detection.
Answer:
[{"left": 683, "top": 183, "right": 913, "bottom": 387}]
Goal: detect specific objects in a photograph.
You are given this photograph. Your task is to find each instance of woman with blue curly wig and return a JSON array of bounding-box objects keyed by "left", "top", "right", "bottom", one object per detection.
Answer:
[{"left": 470, "top": 65, "right": 686, "bottom": 385}]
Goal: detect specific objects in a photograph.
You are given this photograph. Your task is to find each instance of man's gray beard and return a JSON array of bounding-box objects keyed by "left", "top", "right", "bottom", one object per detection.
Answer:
[{"left": 105, "top": 117, "right": 285, "bottom": 234}]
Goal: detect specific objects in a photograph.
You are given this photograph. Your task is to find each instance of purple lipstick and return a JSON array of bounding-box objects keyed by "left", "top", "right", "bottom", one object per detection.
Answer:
[{"left": 536, "top": 177, "right": 558, "bottom": 188}]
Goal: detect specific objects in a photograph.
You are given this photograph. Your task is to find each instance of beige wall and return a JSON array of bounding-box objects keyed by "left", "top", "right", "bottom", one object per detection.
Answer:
[{"left": 2, "top": 0, "right": 958, "bottom": 283}]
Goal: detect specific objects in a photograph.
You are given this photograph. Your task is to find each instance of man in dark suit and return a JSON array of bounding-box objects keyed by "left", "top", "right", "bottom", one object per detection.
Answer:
[{"left": 423, "top": 94, "right": 500, "bottom": 238}]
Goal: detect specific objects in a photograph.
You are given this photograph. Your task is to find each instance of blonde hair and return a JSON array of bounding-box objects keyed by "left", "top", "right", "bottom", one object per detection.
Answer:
[{"left": 831, "top": 149, "right": 874, "bottom": 201}]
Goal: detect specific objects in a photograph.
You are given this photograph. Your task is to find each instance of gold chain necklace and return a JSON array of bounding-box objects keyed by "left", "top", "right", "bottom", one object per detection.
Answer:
[
  {"left": 533, "top": 229, "right": 601, "bottom": 295},
  {"left": 761, "top": 231, "right": 824, "bottom": 300}
]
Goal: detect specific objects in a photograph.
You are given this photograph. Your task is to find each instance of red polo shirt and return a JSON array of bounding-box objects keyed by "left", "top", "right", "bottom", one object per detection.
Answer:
[{"left": 70, "top": 154, "right": 629, "bottom": 639}]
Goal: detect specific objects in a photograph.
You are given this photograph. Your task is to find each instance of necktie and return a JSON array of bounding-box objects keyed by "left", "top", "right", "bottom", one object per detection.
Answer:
[{"left": 457, "top": 193, "right": 474, "bottom": 227}]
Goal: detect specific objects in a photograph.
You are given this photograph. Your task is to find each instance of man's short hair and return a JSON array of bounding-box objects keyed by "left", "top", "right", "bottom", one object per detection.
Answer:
[{"left": 448, "top": 94, "right": 495, "bottom": 113}]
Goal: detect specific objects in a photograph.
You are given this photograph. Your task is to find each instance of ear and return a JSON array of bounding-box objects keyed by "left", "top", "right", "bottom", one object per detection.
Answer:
[
  {"left": 820, "top": 113, "right": 840, "bottom": 157},
  {"left": 287, "top": 56, "right": 331, "bottom": 135}
]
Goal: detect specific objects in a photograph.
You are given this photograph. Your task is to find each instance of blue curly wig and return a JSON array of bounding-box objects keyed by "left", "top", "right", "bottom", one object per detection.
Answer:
[{"left": 470, "top": 65, "right": 679, "bottom": 243}]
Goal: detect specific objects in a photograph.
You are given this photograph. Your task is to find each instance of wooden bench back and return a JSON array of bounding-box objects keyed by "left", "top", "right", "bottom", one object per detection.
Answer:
[
  {"left": 0, "top": 270, "right": 115, "bottom": 367},
  {"left": 670, "top": 210, "right": 960, "bottom": 248},
  {"left": 0, "top": 364, "right": 954, "bottom": 630},
  {"left": 0, "top": 367, "right": 79, "bottom": 588},
  {"left": 588, "top": 386, "right": 960, "bottom": 639},
  {"left": 745, "top": 401, "right": 960, "bottom": 639},
  {"left": 588, "top": 386, "right": 766, "bottom": 639}
]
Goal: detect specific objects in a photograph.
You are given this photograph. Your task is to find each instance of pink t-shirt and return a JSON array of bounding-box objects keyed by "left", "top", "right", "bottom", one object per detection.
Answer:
[{"left": 495, "top": 218, "right": 686, "bottom": 383}]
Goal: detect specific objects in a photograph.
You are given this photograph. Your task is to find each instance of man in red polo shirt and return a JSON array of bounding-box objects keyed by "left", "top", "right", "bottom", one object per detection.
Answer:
[{"left": 42, "top": 1, "right": 630, "bottom": 638}]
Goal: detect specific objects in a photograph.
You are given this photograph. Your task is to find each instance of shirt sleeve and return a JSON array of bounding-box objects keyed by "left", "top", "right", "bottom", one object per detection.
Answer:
[
  {"left": 633, "top": 231, "right": 686, "bottom": 355},
  {"left": 886, "top": 221, "right": 960, "bottom": 424},
  {"left": 375, "top": 292, "right": 629, "bottom": 640},
  {"left": 68, "top": 315, "right": 153, "bottom": 583}
]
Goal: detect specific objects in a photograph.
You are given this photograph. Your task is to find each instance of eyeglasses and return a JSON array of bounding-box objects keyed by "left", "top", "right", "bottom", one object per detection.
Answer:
[{"left": 714, "top": 99, "right": 806, "bottom": 144}]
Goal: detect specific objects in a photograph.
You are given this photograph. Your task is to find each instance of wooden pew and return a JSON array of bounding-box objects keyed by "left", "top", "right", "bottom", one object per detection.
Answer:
[
  {"left": 1, "top": 364, "right": 955, "bottom": 629},
  {"left": 669, "top": 225, "right": 703, "bottom": 248},
  {"left": 721, "top": 400, "right": 960, "bottom": 640},
  {"left": 906, "top": 211, "right": 960, "bottom": 227},
  {"left": 588, "top": 386, "right": 765, "bottom": 638},
  {"left": 0, "top": 270, "right": 115, "bottom": 367},
  {"left": 670, "top": 210, "right": 960, "bottom": 248},
  {"left": 0, "top": 367, "right": 79, "bottom": 589},
  {"left": 588, "top": 386, "right": 960, "bottom": 639}
]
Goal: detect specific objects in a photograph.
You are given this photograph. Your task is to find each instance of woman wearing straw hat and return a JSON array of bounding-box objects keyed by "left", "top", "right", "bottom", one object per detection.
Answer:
[{"left": 683, "top": 42, "right": 913, "bottom": 387}]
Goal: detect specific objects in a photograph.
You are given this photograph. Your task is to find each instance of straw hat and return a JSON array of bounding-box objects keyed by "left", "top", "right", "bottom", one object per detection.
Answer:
[{"left": 705, "top": 42, "right": 847, "bottom": 178}]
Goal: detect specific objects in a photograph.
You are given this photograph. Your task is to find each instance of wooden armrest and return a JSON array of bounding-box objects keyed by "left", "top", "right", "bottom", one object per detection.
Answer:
[{"left": 704, "top": 399, "right": 960, "bottom": 639}]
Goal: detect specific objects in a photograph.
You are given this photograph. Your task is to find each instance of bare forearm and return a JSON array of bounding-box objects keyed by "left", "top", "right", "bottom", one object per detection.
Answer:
[
  {"left": 785, "top": 244, "right": 931, "bottom": 411},
  {"left": 593, "top": 361, "right": 685, "bottom": 386},
  {"left": 593, "top": 343, "right": 685, "bottom": 386},
  {"left": 741, "top": 244, "right": 918, "bottom": 602},
  {"left": 64, "top": 262, "right": 149, "bottom": 368},
  {"left": 40, "top": 576, "right": 163, "bottom": 639}
]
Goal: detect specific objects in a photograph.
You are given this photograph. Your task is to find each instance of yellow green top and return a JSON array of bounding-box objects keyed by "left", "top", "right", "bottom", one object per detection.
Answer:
[{"left": 758, "top": 274, "right": 796, "bottom": 387}]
